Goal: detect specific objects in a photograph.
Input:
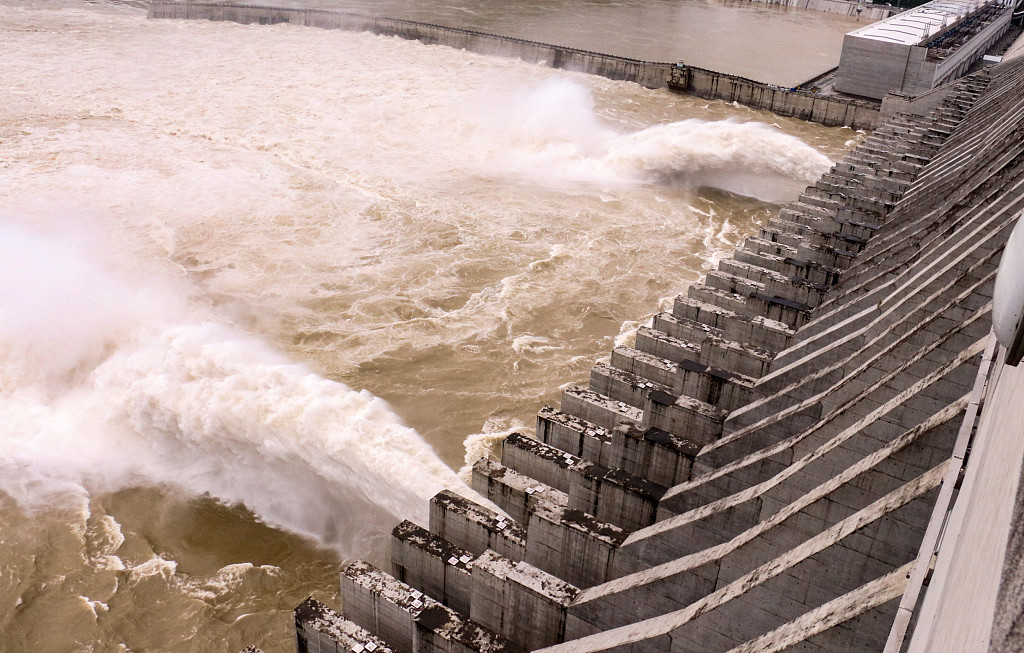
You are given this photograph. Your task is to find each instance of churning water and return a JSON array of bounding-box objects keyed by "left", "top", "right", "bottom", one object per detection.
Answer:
[{"left": 0, "top": 1, "right": 859, "bottom": 650}]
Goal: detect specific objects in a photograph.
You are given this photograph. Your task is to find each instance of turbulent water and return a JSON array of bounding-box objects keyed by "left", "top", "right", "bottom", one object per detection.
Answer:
[{"left": 0, "top": 1, "right": 859, "bottom": 650}]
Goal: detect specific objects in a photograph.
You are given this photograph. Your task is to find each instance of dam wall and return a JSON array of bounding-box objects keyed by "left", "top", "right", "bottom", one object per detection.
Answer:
[
  {"left": 741, "top": 0, "right": 899, "bottom": 20},
  {"left": 290, "top": 53, "right": 1024, "bottom": 653},
  {"left": 147, "top": 2, "right": 881, "bottom": 129},
  {"left": 670, "top": 64, "right": 881, "bottom": 129}
]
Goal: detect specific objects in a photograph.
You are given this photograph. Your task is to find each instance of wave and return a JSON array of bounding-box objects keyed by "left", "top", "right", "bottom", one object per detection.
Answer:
[
  {"left": 471, "top": 77, "right": 834, "bottom": 202},
  {"left": 0, "top": 224, "right": 467, "bottom": 557},
  {"left": 602, "top": 118, "right": 834, "bottom": 202}
]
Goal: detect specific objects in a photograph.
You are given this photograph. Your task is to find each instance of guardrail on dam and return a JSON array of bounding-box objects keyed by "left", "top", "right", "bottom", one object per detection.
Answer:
[
  {"left": 147, "top": 1, "right": 882, "bottom": 130},
  {"left": 280, "top": 50, "right": 1024, "bottom": 653}
]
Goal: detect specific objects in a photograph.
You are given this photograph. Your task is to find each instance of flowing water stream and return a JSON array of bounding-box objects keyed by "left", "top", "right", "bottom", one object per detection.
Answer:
[{"left": 0, "top": 1, "right": 860, "bottom": 650}]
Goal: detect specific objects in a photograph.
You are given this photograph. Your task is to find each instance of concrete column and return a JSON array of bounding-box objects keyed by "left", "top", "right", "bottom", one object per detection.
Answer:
[
  {"left": 391, "top": 521, "right": 474, "bottom": 617},
  {"left": 470, "top": 550, "right": 579, "bottom": 650},
  {"left": 296, "top": 596, "right": 397, "bottom": 653},
  {"left": 429, "top": 490, "right": 526, "bottom": 562}
]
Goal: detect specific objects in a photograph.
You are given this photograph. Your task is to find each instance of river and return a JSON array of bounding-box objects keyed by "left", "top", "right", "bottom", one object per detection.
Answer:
[{"left": 0, "top": 1, "right": 860, "bottom": 650}]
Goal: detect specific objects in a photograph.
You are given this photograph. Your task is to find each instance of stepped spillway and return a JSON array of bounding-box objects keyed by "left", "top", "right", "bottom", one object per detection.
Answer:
[{"left": 293, "top": 54, "right": 1024, "bottom": 653}]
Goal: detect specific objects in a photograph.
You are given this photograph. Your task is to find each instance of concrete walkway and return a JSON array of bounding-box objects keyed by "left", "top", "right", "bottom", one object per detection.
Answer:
[{"left": 907, "top": 345, "right": 1024, "bottom": 652}]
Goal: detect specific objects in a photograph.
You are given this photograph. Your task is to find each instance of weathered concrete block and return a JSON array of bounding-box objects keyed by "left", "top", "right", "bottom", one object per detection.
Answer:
[
  {"left": 413, "top": 603, "right": 521, "bottom": 653},
  {"left": 671, "top": 296, "right": 794, "bottom": 353},
  {"left": 339, "top": 561, "right": 520, "bottom": 653},
  {"left": 470, "top": 459, "right": 567, "bottom": 526},
  {"left": 391, "top": 521, "right": 474, "bottom": 617},
  {"left": 568, "top": 461, "right": 667, "bottom": 532},
  {"left": 610, "top": 345, "right": 679, "bottom": 390},
  {"left": 671, "top": 358, "right": 755, "bottom": 412},
  {"left": 296, "top": 597, "right": 395, "bottom": 653},
  {"left": 590, "top": 360, "right": 670, "bottom": 408},
  {"left": 606, "top": 422, "right": 699, "bottom": 487},
  {"left": 525, "top": 498, "right": 627, "bottom": 588},
  {"left": 296, "top": 596, "right": 397, "bottom": 653},
  {"left": 642, "top": 390, "right": 726, "bottom": 446},
  {"left": 500, "top": 432, "right": 577, "bottom": 492},
  {"left": 536, "top": 406, "right": 613, "bottom": 466},
  {"left": 340, "top": 560, "right": 426, "bottom": 653},
  {"left": 560, "top": 386, "right": 642, "bottom": 431},
  {"left": 429, "top": 491, "right": 525, "bottom": 562},
  {"left": 470, "top": 550, "right": 579, "bottom": 650}
]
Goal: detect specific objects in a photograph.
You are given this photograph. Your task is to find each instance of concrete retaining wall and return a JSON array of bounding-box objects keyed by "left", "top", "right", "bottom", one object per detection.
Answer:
[
  {"left": 740, "top": 0, "right": 899, "bottom": 20},
  {"left": 670, "top": 65, "right": 882, "bottom": 130},
  {"left": 879, "top": 83, "right": 958, "bottom": 122}
]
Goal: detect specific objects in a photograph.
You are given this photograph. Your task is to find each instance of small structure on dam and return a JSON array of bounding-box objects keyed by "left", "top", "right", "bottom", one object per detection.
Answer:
[
  {"left": 284, "top": 51, "right": 1024, "bottom": 653},
  {"left": 834, "top": 0, "right": 1013, "bottom": 99}
]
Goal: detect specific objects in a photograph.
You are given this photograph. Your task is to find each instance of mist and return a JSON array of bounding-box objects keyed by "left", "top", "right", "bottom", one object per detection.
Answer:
[
  {"left": 471, "top": 78, "right": 834, "bottom": 201},
  {"left": 0, "top": 223, "right": 467, "bottom": 558}
]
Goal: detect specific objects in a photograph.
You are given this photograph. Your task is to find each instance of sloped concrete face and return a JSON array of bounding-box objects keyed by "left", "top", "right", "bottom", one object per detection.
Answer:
[{"left": 283, "top": 48, "right": 1024, "bottom": 653}]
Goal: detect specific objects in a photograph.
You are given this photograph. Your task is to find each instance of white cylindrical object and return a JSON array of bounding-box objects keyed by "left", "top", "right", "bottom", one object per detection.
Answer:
[{"left": 992, "top": 213, "right": 1024, "bottom": 365}]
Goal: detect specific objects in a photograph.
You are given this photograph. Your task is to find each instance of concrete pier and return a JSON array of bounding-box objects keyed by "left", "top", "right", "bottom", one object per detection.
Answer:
[{"left": 296, "top": 597, "right": 397, "bottom": 653}]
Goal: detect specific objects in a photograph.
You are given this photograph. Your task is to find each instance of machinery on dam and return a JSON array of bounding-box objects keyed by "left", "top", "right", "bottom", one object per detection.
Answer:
[{"left": 288, "top": 50, "right": 1024, "bottom": 653}]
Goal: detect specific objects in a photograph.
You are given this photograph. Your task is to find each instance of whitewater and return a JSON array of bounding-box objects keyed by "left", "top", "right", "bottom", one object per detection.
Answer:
[{"left": 0, "top": 2, "right": 858, "bottom": 650}]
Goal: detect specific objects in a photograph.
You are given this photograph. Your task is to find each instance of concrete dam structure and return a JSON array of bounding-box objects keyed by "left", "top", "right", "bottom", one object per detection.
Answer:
[
  {"left": 740, "top": 0, "right": 898, "bottom": 21},
  {"left": 283, "top": 48, "right": 1024, "bottom": 653}
]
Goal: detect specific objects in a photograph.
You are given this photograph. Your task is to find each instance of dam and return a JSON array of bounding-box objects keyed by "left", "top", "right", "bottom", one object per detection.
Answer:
[
  {"left": 222, "top": 11, "right": 1024, "bottom": 653},
  {"left": 3, "top": 1, "right": 1024, "bottom": 650}
]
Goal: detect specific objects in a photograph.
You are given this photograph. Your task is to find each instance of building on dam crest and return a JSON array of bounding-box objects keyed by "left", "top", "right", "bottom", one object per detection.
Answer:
[{"left": 834, "top": 0, "right": 1014, "bottom": 99}]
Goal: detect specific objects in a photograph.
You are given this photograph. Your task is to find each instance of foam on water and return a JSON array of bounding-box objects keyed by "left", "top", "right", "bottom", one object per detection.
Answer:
[
  {"left": 0, "top": 223, "right": 467, "bottom": 557},
  {"left": 469, "top": 78, "right": 833, "bottom": 201},
  {"left": 603, "top": 119, "right": 833, "bottom": 201},
  {"left": 457, "top": 417, "right": 526, "bottom": 483}
]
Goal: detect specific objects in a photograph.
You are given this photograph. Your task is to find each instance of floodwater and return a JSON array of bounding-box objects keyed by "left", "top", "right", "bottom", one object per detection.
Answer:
[{"left": 0, "top": 1, "right": 859, "bottom": 650}]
